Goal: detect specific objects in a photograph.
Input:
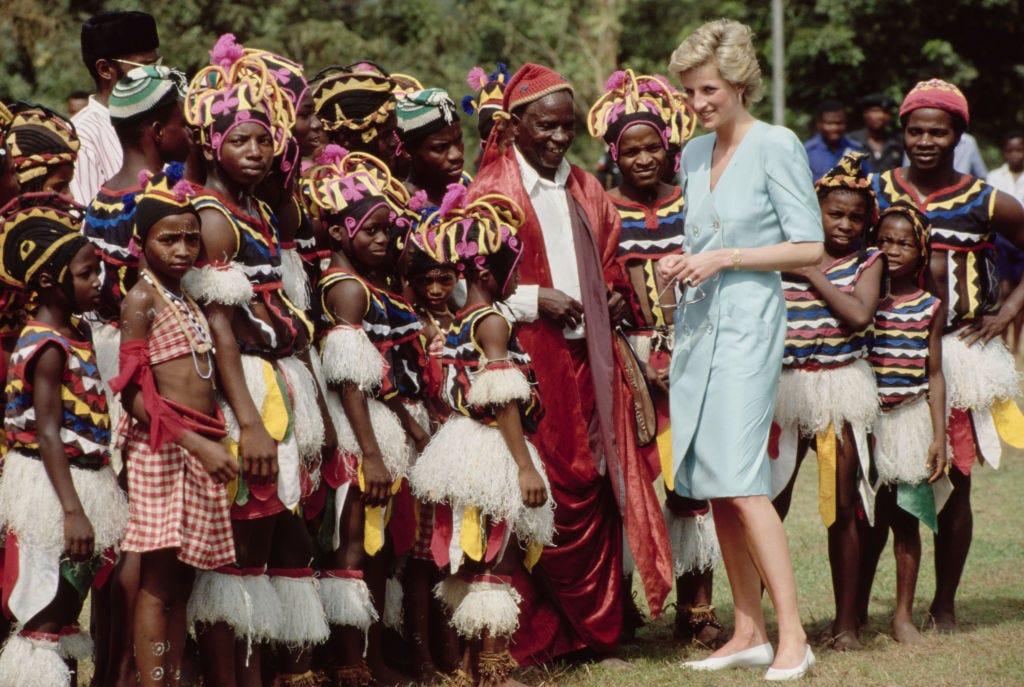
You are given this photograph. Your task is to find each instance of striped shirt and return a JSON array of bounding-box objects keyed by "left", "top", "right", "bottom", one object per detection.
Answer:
[
  {"left": 869, "top": 290, "right": 939, "bottom": 409},
  {"left": 4, "top": 321, "right": 110, "bottom": 467},
  {"left": 782, "top": 248, "right": 883, "bottom": 369},
  {"left": 70, "top": 96, "right": 123, "bottom": 206}
]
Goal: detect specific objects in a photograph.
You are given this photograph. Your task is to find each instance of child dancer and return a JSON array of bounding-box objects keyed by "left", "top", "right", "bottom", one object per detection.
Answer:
[
  {"left": 0, "top": 198, "right": 127, "bottom": 687},
  {"left": 857, "top": 203, "right": 947, "bottom": 644},
  {"left": 410, "top": 188, "right": 554, "bottom": 687},
  {"left": 182, "top": 35, "right": 329, "bottom": 687},
  {"left": 772, "top": 153, "right": 884, "bottom": 650},
  {"left": 108, "top": 166, "right": 238, "bottom": 686},
  {"left": 305, "top": 145, "right": 411, "bottom": 685}
]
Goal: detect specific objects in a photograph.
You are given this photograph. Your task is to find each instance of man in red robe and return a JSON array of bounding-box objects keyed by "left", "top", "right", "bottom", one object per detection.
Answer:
[{"left": 468, "top": 63, "right": 672, "bottom": 665}]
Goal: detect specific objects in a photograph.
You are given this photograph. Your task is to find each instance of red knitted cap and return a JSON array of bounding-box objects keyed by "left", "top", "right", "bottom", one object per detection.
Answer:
[
  {"left": 899, "top": 79, "right": 969, "bottom": 126},
  {"left": 503, "top": 63, "right": 573, "bottom": 113}
]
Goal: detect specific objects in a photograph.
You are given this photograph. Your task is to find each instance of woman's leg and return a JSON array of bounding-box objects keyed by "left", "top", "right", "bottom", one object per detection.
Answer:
[
  {"left": 891, "top": 504, "right": 925, "bottom": 644},
  {"left": 714, "top": 496, "right": 808, "bottom": 670},
  {"left": 828, "top": 422, "right": 863, "bottom": 650}
]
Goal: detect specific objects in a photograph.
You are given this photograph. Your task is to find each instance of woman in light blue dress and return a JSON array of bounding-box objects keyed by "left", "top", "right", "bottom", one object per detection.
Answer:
[{"left": 659, "top": 20, "right": 824, "bottom": 681}]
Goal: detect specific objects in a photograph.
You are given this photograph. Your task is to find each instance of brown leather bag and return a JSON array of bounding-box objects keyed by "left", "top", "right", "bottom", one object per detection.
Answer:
[{"left": 615, "top": 328, "right": 658, "bottom": 446}]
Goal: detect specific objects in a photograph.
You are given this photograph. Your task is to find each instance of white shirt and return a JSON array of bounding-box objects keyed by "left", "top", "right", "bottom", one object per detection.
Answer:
[
  {"left": 70, "top": 95, "right": 124, "bottom": 206},
  {"left": 988, "top": 163, "right": 1024, "bottom": 206},
  {"left": 507, "top": 146, "right": 586, "bottom": 339}
]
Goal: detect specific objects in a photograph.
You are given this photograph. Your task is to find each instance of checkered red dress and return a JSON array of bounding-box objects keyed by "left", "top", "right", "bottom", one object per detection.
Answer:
[{"left": 121, "top": 424, "right": 235, "bottom": 569}]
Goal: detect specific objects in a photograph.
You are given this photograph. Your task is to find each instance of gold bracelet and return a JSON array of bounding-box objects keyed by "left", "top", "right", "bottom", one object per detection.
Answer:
[{"left": 731, "top": 248, "right": 742, "bottom": 269}]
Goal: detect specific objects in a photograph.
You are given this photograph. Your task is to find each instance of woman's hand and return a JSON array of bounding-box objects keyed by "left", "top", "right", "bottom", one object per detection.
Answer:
[{"left": 657, "top": 250, "right": 729, "bottom": 287}]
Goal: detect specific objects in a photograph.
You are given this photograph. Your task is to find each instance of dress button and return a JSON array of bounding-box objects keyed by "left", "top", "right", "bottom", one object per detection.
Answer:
[
  {"left": 682, "top": 324, "right": 692, "bottom": 336},
  {"left": 704, "top": 321, "right": 714, "bottom": 333},
  {"left": 693, "top": 226, "right": 701, "bottom": 237},
  {"left": 712, "top": 220, "right": 720, "bottom": 230}
]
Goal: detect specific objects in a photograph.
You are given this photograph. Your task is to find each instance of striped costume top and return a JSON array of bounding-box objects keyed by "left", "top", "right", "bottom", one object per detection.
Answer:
[
  {"left": 380, "top": 290, "right": 427, "bottom": 401},
  {"left": 871, "top": 169, "right": 998, "bottom": 330},
  {"left": 610, "top": 186, "right": 685, "bottom": 328},
  {"left": 868, "top": 289, "right": 940, "bottom": 409},
  {"left": 193, "top": 191, "right": 313, "bottom": 357},
  {"left": 442, "top": 304, "right": 542, "bottom": 431},
  {"left": 4, "top": 321, "right": 110, "bottom": 467},
  {"left": 69, "top": 97, "right": 123, "bottom": 205},
  {"left": 317, "top": 268, "right": 398, "bottom": 400},
  {"left": 782, "top": 248, "right": 884, "bottom": 369},
  {"left": 83, "top": 184, "right": 142, "bottom": 309}
]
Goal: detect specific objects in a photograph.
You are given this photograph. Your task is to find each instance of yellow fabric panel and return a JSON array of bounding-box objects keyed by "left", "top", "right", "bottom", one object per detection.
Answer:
[
  {"left": 992, "top": 397, "right": 1024, "bottom": 448},
  {"left": 817, "top": 423, "right": 837, "bottom": 528}
]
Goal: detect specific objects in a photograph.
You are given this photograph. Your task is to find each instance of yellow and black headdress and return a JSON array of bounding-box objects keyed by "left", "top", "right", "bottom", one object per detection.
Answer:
[
  {"left": 6, "top": 103, "right": 79, "bottom": 190},
  {"left": 128, "top": 161, "right": 199, "bottom": 242},
  {"left": 312, "top": 66, "right": 397, "bottom": 143},
  {"left": 184, "top": 34, "right": 296, "bottom": 159},
  {"left": 816, "top": 150, "right": 877, "bottom": 224},
  {"left": 587, "top": 70, "right": 694, "bottom": 161},
  {"left": 0, "top": 192, "right": 88, "bottom": 291}
]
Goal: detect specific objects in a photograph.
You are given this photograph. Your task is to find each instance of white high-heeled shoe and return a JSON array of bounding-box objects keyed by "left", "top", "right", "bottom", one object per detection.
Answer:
[
  {"left": 764, "top": 645, "right": 815, "bottom": 681},
  {"left": 682, "top": 642, "right": 774, "bottom": 671}
]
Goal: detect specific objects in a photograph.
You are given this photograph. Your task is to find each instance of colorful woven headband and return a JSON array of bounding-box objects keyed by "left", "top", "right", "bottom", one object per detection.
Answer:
[
  {"left": 587, "top": 70, "right": 694, "bottom": 160},
  {"left": 243, "top": 47, "right": 309, "bottom": 109},
  {"left": 7, "top": 104, "right": 79, "bottom": 186},
  {"left": 313, "top": 70, "right": 397, "bottom": 142},
  {"left": 900, "top": 78, "right": 969, "bottom": 127},
  {"left": 184, "top": 34, "right": 296, "bottom": 159},
  {"left": 109, "top": 65, "right": 188, "bottom": 123},
  {"left": 419, "top": 184, "right": 524, "bottom": 292},
  {"left": 397, "top": 88, "right": 459, "bottom": 143},
  {"left": 0, "top": 192, "right": 88, "bottom": 289},
  {"left": 127, "top": 161, "right": 199, "bottom": 241},
  {"left": 462, "top": 63, "right": 510, "bottom": 116},
  {"left": 816, "top": 150, "right": 877, "bottom": 222},
  {"left": 873, "top": 202, "right": 930, "bottom": 258},
  {"left": 303, "top": 144, "right": 404, "bottom": 238}
]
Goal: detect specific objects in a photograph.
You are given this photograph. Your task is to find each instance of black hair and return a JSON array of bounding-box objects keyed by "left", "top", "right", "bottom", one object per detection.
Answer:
[
  {"left": 67, "top": 90, "right": 90, "bottom": 101},
  {"left": 815, "top": 99, "right": 846, "bottom": 120},
  {"left": 112, "top": 97, "right": 179, "bottom": 148},
  {"left": 1002, "top": 130, "right": 1024, "bottom": 147}
]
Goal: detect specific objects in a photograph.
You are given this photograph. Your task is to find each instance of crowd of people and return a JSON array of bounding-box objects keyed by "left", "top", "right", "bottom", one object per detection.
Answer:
[{"left": 0, "top": 10, "right": 1022, "bottom": 687}]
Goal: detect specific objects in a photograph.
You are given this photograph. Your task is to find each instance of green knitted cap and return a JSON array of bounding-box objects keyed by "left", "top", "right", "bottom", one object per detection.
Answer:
[
  {"left": 396, "top": 88, "right": 458, "bottom": 143},
  {"left": 109, "top": 65, "right": 187, "bottom": 123}
]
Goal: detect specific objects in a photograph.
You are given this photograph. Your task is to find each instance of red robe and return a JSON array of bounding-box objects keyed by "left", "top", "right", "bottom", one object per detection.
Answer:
[{"left": 469, "top": 148, "right": 672, "bottom": 664}]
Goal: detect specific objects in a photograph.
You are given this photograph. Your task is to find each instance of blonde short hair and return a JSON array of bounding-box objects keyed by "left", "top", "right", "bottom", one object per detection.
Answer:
[{"left": 668, "top": 19, "right": 764, "bottom": 106}]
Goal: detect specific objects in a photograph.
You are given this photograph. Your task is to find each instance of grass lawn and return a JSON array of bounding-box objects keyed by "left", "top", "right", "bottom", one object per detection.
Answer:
[
  {"left": 74, "top": 437, "right": 1024, "bottom": 687},
  {"left": 519, "top": 446, "right": 1024, "bottom": 687}
]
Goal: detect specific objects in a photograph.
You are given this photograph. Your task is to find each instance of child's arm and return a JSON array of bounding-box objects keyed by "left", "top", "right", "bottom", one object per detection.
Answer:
[
  {"left": 386, "top": 397, "right": 431, "bottom": 452},
  {"left": 325, "top": 280, "right": 391, "bottom": 507},
  {"left": 476, "top": 314, "right": 547, "bottom": 508},
  {"left": 925, "top": 300, "right": 948, "bottom": 483},
  {"left": 32, "top": 344, "right": 94, "bottom": 561},
  {"left": 795, "top": 257, "right": 884, "bottom": 330},
  {"left": 198, "top": 209, "right": 278, "bottom": 487},
  {"left": 118, "top": 290, "right": 237, "bottom": 484}
]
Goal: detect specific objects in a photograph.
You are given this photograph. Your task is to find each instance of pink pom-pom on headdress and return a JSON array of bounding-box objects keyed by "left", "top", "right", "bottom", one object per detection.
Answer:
[
  {"left": 316, "top": 143, "right": 349, "bottom": 166},
  {"left": 210, "top": 33, "right": 244, "bottom": 68},
  {"left": 171, "top": 179, "right": 195, "bottom": 202},
  {"left": 137, "top": 169, "right": 153, "bottom": 187},
  {"left": 604, "top": 70, "right": 626, "bottom": 92},
  {"left": 408, "top": 189, "right": 428, "bottom": 212},
  {"left": 438, "top": 183, "right": 468, "bottom": 218},
  {"left": 466, "top": 66, "right": 488, "bottom": 91}
]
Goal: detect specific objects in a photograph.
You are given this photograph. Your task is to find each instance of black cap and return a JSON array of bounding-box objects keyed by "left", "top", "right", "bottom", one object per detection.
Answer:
[
  {"left": 860, "top": 93, "right": 897, "bottom": 111},
  {"left": 81, "top": 11, "right": 159, "bottom": 65}
]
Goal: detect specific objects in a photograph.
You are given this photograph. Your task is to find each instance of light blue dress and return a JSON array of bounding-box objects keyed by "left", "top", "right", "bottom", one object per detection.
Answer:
[{"left": 670, "top": 121, "right": 822, "bottom": 499}]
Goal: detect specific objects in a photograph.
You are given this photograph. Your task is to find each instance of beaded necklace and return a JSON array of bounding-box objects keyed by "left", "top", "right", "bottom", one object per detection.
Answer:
[{"left": 140, "top": 268, "right": 215, "bottom": 380}]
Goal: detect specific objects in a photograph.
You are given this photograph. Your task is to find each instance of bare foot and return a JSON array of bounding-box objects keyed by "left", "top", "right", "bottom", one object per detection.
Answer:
[
  {"left": 925, "top": 611, "right": 958, "bottom": 634},
  {"left": 598, "top": 657, "right": 633, "bottom": 671},
  {"left": 830, "top": 630, "right": 864, "bottom": 651},
  {"left": 892, "top": 617, "right": 925, "bottom": 645}
]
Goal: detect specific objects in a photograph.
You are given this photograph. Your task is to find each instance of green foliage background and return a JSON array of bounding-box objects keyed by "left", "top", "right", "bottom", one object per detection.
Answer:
[{"left": 2, "top": 0, "right": 1022, "bottom": 166}]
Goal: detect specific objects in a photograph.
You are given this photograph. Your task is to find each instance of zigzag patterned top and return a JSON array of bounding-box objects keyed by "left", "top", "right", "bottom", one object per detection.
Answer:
[
  {"left": 4, "top": 321, "right": 110, "bottom": 467},
  {"left": 317, "top": 268, "right": 397, "bottom": 400},
  {"left": 83, "top": 184, "right": 142, "bottom": 308},
  {"left": 379, "top": 290, "right": 427, "bottom": 401},
  {"left": 868, "top": 289, "right": 939, "bottom": 409},
  {"left": 611, "top": 186, "right": 685, "bottom": 327},
  {"left": 442, "top": 303, "right": 542, "bottom": 430},
  {"left": 194, "top": 190, "right": 313, "bottom": 356},
  {"left": 871, "top": 169, "right": 998, "bottom": 330},
  {"left": 782, "top": 248, "right": 883, "bottom": 369}
]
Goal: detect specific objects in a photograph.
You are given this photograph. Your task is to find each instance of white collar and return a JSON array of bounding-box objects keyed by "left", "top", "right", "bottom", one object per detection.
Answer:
[{"left": 514, "top": 145, "right": 570, "bottom": 192}]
